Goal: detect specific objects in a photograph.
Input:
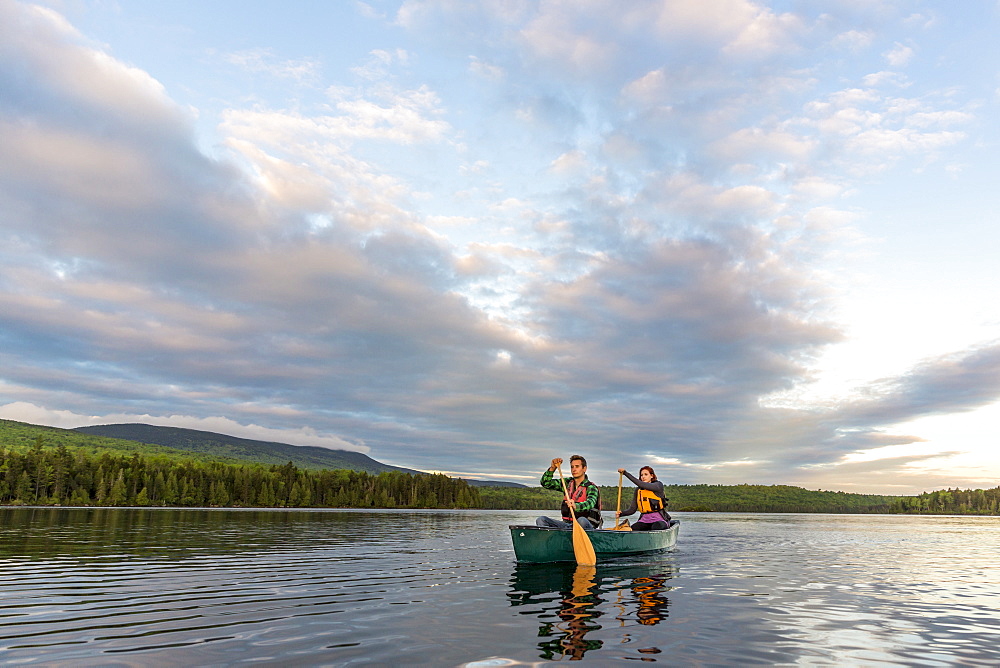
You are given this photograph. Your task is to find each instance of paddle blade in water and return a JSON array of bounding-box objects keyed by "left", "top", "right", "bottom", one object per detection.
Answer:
[{"left": 572, "top": 520, "right": 597, "bottom": 566}]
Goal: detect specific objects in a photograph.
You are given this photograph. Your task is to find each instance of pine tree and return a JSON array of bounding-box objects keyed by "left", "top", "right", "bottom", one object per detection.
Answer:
[
  {"left": 163, "top": 472, "right": 179, "bottom": 504},
  {"left": 15, "top": 470, "right": 32, "bottom": 504},
  {"left": 108, "top": 470, "right": 127, "bottom": 506}
]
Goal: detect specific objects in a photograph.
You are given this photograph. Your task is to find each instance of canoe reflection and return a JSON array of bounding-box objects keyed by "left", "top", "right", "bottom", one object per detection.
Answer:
[{"left": 508, "top": 561, "right": 676, "bottom": 661}]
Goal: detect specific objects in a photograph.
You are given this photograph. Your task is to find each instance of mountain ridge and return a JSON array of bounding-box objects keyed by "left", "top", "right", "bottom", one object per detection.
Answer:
[{"left": 72, "top": 423, "right": 525, "bottom": 487}]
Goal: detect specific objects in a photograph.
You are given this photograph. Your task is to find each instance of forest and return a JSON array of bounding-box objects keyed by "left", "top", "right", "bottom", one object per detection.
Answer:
[
  {"left": 887, "top": 487, "right": 1000, "bottom": 515},
  {"left": 3, "top": 434, "right": 999, "bottom": 515},
  {"left": 0, "top": 438, "right": 479, "bottom": 509},
  {"left": 476, "top": 483, "right": 901, "bottom": 514},
  {"left": 478, "top": 482, "right": 1000, "bottom": 515}
]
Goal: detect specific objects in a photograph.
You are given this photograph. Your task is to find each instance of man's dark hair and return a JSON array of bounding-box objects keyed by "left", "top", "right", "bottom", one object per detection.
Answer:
[{"left": 570, "top": 454, "right": 587, "bottom": 468}]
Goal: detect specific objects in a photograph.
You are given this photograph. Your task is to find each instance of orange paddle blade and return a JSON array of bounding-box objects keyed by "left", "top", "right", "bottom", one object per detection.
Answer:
[
  {"left": 572, "top": 518, "right": 597, "bottom": 565},
  {"left": 557, "top": 463, "right": 597, "bottom": 566}
]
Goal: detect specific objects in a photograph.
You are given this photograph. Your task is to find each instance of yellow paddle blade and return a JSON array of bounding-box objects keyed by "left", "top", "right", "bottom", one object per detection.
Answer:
[
  {"left": 572, "top": 520, "right": 597, "bottom": 566},
  {"left": 556, "top": 462, "right": 597, "bottom": 566}
]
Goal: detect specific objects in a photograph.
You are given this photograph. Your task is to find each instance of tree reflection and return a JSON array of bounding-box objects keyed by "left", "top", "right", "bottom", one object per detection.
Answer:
[{"left": 508, "top": 561, "right": 676, "bottom": 661}]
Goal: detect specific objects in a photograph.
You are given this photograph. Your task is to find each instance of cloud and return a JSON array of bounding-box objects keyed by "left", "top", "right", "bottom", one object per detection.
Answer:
[
  {"left": 224, "top": 48, "right": 321, "bottom": 82},
  {"left": 831, "top": 29, "right": 875, "bottom": 52},
  {"left": 350, "top": 48, "right": 410, "bottom": 81},
  {"left": 840, "top": 342, "right": 1000, "bottom": 426},
  {"left": 884, "top": 42, "right": 915, "bottom": 67},
  {"left": 1, "top": 0, "right": 995, "bottom": 495}
]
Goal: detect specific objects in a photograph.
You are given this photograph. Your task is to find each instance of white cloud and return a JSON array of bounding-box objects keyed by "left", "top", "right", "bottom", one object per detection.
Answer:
[
  {"left": 0, "top": 1, "right": 185, "bottom": 129},
  {"left": 831, "top": 29, "right": 875, "bottom": 52},
  {"left": 468, "top": 56, "right": 504, "bottom": 80},
  {"left": 884, "top": 42, "right": 915, "bottom": 67},
  {"left": 351, "top": 48, "right": 409, "bottom": 80},
  {"left": 224, "top": 48, "right": 320, "bottom": 82},
  {"left": 2, "top": 0, "right": 998, "bottom": 493}
]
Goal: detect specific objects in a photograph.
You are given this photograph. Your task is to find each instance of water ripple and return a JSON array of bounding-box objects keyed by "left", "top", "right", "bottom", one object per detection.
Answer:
[{"left": 2, "top": 509, "right": 1000, "bottom": 665}]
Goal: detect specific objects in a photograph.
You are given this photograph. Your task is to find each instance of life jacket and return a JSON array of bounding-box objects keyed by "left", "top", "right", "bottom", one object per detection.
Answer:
[
  {"left": 560, "top": 478, "right": 602, "bottom": 526},
  {"left": 637, "top": 488, "right": 667, "bottom": 517}
]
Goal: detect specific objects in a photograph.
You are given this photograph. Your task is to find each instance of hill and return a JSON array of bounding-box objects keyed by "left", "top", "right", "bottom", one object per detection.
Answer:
[
  {"left": 0, "top": 420, "right": 522, "bottom": 486},
  {"left": 71, "top": 423, "right": 525, "bottom": 487},
  {"left": 1, "top": 419, "right": 238, "bottom": 463},
  {"left": 73, "top": 423, "right": 419, "bottom": 475}
]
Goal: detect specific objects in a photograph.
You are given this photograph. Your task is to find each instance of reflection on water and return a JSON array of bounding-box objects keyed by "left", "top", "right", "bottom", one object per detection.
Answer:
[
  {"left": 0, "top": 506, "right": 421, "bottom": 559},
  {"left": 536, "top": 566, "right": 603, "bottom": 660},
  {"left": 3, "top": 508, "right": 1000, "bottom": 666},
  {"left": 508, "top": 561, "right": 677, "bottom": 660}
]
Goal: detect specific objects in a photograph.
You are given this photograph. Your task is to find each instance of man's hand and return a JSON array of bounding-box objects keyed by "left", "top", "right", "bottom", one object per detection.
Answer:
[{"left": 550, "top": 457, "right": 563, "bottom": 471}]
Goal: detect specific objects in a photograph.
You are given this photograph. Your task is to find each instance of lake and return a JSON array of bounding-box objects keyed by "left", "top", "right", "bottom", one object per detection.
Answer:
[{"left": 1, "top": 508, "right": 998, "bottom": 666}]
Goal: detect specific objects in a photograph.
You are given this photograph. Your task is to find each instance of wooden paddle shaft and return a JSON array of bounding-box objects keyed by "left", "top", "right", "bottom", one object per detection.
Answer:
[
  {"left": 616, "top": 471, "right": 622, "bottom": 515},
  {"left": 615, "top": 471, "right": 623, "bottom": 529},
  {"left": 556, "top": 463, "right": 578, "bottom": 521},
  {"left": 557, "top": 463, "right": 597, "bottom": 566}
]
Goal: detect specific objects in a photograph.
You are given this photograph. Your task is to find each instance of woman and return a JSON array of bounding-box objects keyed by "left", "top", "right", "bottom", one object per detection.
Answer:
[{"left": 616, "top": 466, "right": 671, "bottom": 531}]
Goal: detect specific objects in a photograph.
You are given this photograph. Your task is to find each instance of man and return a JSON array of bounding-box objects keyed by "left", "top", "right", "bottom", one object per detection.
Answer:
[{"left": 536, "top": 455, "right": 603, "bottom": 530}]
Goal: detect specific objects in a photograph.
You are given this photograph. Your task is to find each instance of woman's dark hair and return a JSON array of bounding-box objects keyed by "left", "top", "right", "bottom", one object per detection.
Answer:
[{"left": 640, "top": 465, "right": 657, "bottom": 482}]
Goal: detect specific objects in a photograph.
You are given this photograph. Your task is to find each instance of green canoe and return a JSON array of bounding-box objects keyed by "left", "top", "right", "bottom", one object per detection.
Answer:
[{"left": 509, "top": 520, "right": 680, "bottom": 563}]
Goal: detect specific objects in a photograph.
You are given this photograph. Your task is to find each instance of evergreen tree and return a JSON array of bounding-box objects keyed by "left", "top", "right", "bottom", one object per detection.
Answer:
[
  {"left": 15, "top": 470, "right": 32, "bottom": 504},
  {"left": 108, "top": 470, "right": 127, "bottom": 506}
]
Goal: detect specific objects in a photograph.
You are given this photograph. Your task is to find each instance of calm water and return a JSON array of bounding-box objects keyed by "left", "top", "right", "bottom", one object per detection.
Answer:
[{"left": 1, "top": 508, "right": 998, "bottom": 666}]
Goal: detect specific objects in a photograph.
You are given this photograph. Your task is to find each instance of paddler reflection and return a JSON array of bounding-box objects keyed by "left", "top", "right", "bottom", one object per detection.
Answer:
[
  {"left": 508, "top": 562, "right": 677, "bottom": 661},
  {"left": 629, "top": 574, "right": 670, "bottom": 626},
  {"left": 508, "top": 564, "right": 603, "bottom": 660},
  {"left": 537, "top": 565, "right": 602, "bottom": 660}
]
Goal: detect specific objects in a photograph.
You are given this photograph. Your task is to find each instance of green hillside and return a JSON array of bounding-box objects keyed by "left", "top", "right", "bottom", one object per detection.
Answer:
[
  {"left": 73, "top": 423, "right": 419, "bottom": 475},
  {"left": 1, "top": 419, "right": 239, "bottom": 464},
  {"left": 1, "top": 419, "right": 407, "bottom": 473},
  {"left": 1, "top": 420, "right": 522, "bottom": 487},
  {"left": 0, "top": 430, "right": 479, "bottom": 509}
]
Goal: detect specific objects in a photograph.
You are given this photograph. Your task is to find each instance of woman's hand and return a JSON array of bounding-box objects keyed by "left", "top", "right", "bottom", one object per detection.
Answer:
[{"left": 617, "top": 468, "right": 626, "bottom": 474}]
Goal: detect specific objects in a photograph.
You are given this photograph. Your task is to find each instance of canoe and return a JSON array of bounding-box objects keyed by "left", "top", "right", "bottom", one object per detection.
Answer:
[{"left": 509, "top": 519, "right": 680, "bottom": 563}]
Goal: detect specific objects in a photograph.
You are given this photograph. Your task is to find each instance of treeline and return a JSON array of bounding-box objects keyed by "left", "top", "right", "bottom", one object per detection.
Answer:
[
  {"left": 662, "top": 483, "right": 1000, "bottom": 515},
  {"left": 657, "top": 483, "right": 897, "bottom": 514},
  {"left": 478, "top": 483, "right": 897, "bottom": 514},
  {"left": 478, "top": 482, "right": 1000, "bottom": 515},
  {"left": 0, "top": 438, "right": 479, "bottom": 509},
  {"left": 5, "top": 436, "right": 998, "bottom": 515},
  {"left": 888, "top": 487, "right": 1000, "bottom": 515},
  {"left": 477, "top": 485, "right": 564, "bottom": 510}
]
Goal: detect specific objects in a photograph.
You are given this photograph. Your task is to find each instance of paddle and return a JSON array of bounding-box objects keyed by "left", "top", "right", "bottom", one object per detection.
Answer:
[
  {"left": 612, "top": 470, "right": 631, "bottom": 531},
  {"left": 557, "top": 463, "right": 597, "bottom": 566},
  {"left": 617, "top": 471, "right": 622, "bottom": 515}
]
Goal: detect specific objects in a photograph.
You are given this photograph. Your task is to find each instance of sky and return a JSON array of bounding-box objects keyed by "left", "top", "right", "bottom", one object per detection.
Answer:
[{"left": 2, "top": 0, "right": 999, "bottom": 495}]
